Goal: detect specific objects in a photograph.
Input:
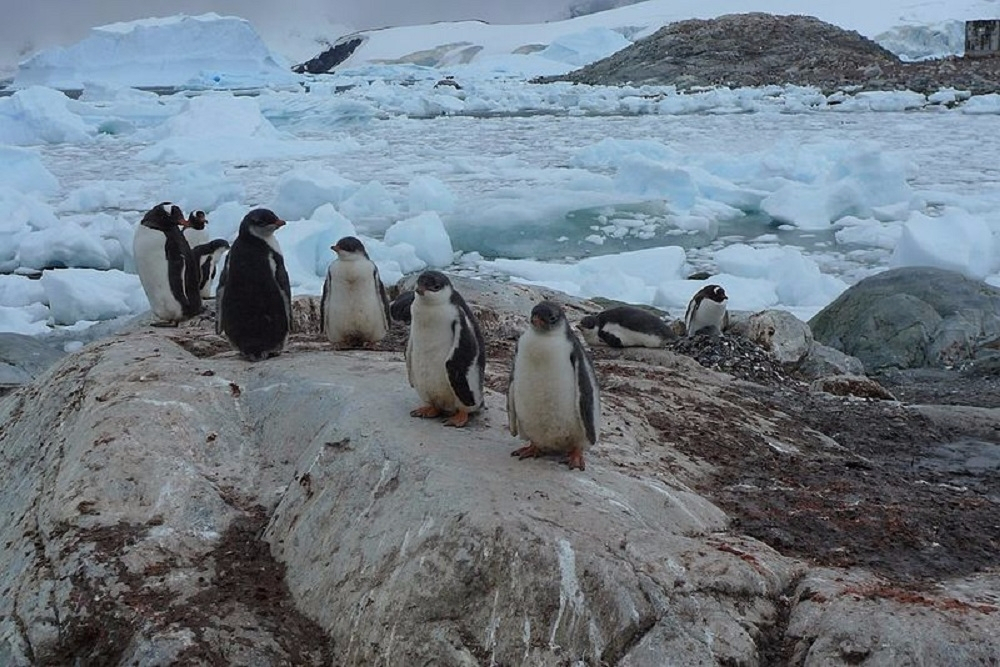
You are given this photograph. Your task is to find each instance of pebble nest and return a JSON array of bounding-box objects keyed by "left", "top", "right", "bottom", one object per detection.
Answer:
[{"left": 667, "top": 332, "right": 796, "bottom": 386}]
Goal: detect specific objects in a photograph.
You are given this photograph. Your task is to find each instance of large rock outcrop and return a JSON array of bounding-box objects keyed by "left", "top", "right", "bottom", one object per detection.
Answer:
[
  {"left": 809, "top": 266, "right": 1000, "bottom": 371},
  {"left": 545, "top": 13, "right": 1000, "bottom": 95},
  {"left": 0, "top": 282, "right": 998, "bottom": 665}
]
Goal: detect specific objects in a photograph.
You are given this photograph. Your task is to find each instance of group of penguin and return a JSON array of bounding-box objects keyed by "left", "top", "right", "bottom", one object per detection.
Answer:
[{"left": 133, "top": 202, "right": 730, "bottom": 471}]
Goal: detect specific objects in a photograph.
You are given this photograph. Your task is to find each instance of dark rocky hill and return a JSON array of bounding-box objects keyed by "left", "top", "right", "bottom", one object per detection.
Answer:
[{"left": 544, "top": 13, "right": 1000, "bottom": 94}]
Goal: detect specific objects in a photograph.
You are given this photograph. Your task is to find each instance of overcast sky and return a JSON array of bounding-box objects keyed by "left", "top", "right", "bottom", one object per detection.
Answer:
[{"left": 0, "top": 0, "right": 574, "bottom": 73}]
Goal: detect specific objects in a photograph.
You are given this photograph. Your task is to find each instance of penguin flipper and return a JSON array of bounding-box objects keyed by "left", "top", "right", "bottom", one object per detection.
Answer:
[
  {"left": 374, "top": 267, "right": 391, "bottom": 331},
  {"left": 274, "top": 253, "right": 292, "bottom": 332},
  {"left": 319, "top": 270, "right": 330, "bottom": 335},
  {"left": 215, "top": 257, "right": 229, "bottom": 335},
  {"left": 445, "top": 316, "right": 480, "bottom": 409},
  {"left": 506, "top": 341, "right": 519, "bottom": 437},
  {"left": 570, "top": 335, "right": 599, "bottom": 446},
  {"left": 164, "top": 239, "right": 189, "bottom": 313},
  {"left": 597, "top": 328, "right": 624, "bottom": 348}
]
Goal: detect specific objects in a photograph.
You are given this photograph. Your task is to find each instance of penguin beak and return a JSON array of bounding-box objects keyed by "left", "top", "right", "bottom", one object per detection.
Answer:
[{"left": 274, "top": 218, "right": 286, "bottom": 228}]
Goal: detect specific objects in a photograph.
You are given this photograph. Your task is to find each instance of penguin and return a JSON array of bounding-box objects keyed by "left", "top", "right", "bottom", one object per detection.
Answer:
[
  {"left": 508, "top": 300, "right": 600, "bottom": 471},
  {"left": 320, "top": 236, "right": 391, "bottom": 347},
  {"left": 577, "top": 305, "right": 676, "bottom": 349},
  {"left": 216, "top": 209, "right": 291, "bottom": 361},
  {"left": 684, "top": 284, "right": 729, "bottom": 336},
  {"left": 405, "top": 270, "right": 485, "bottom": 427},
  {"left": 389, "top": 290, "right": 415, "bottom": 325},
  {"left": 193, "top": 238, "right": 230, "bottom": 299},
  {"left": 182, "top": 210, "right": 210, "bottom": 248},
  {"left": 132, "top": 202, "right": 203, "bottom": 326}
]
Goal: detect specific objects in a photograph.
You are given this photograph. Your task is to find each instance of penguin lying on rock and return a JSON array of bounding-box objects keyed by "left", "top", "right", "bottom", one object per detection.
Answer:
[
  {"left": 577, "top": 305, "right": 675, "bottom": 348},
  {"left": 508, "top": 300, "right": 601, "bottom": 471},
  {"left": 405, "top": 271, "right": 485, "bottom": 427},
  {"left": 216, "top": 209, "right": 291, "bottom": 361}
]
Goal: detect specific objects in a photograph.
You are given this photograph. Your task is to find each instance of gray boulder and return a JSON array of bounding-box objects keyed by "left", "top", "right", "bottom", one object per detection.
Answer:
[
  {"left": 809, "top": 267, "right": 1000, "bottom": 371},
  {"left": 1, "top": 282, "right": 998, "bottom": 665},
  {"left": 796, "top": 342, "right": 866, "bottom": 379},
  {"left": 745, "top": 309, "right": 813, "bottom": 366}
]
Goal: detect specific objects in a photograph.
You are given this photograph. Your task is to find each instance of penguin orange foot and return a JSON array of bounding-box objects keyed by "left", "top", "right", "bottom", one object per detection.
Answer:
[
  {"left": 411, "top": 405, "right": 442, "bottom": 419},
  {"left": 511, "top": 443, "right": 543, "bottom": 460},
  {"left": 444, "top": 409, "right": 470, "bottom": 428},
  {"left": 567, "top": 448, "right": 586, "bottom": 471}
]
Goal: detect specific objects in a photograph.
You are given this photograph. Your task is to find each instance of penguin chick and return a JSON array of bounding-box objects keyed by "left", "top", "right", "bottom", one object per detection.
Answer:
[
  {"left": 320, "top": 236, "right": 390, "bottom": 347},
  {"left": 390, "top": 290, "right": 415, "bottom": 325},
  {"left": 133, "top": 201, "right": 203, "bottom": 326},
  {"left": 509, "top": 300, "right": 600, "bottom": 471},
  {"left": 216, "top": 208, "right": 291, "bottom": 361},
  {"left": 685, "top": 284, "right": 729, "bottom": 336},
  {"left": 577, "top": 305, "right": 675, "bottom": 348},
  {"left": 405, "top": 270, "right": 485, "bottom": 427},
  {"left": 191, "top": 238, "right": 230, "bottom": 299}
]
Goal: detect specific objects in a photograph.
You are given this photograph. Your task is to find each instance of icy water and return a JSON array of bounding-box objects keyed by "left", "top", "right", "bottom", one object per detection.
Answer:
[{"left": 37, "top": 107, "right": 1000, "bottom": 286}]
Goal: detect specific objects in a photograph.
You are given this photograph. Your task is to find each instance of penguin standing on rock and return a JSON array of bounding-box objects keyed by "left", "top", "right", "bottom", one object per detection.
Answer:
[
  {"left": 405, "top": 271, "right": 485, "bottom": 427},
  {"left": 216, "top": 209, "right": 291, "bottom": 361},
  {"left": 320, "top": 236, "right": 391, "bottom": 347},
  {"left": 181, "top": 210, "right": 227, "bottom": 298},
  {"left": 509, "top": 300, "right": 600, "bottom": 471},
  {"left": 194, "top": 238, "right": 230, "bottom": 299},
  {"left": 684, "top": 284, "right": 729, "bottom": 336},
  {"left": 133, "top": 202, "right": 203, "bottom": 326},
  {"left": 577, "top": 305, "right": 676, "bottom": 348}
]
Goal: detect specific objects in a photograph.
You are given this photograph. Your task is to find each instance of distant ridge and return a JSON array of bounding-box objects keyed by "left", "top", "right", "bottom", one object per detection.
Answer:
[{"left": 543, "top": 12, "right": 1000, "bottom": 94}]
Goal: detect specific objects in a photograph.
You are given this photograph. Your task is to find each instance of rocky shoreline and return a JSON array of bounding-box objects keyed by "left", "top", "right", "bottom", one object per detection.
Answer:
[{"left": 0, "top": 269, "right": 997, "bottom": 664}]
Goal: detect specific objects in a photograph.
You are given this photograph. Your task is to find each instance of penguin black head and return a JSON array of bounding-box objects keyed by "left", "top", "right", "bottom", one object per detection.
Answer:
[
  {"left": 141, "top": 202, "right": 186, "bottom": 231},
  {"left": 332, "top": 236, "right": 369, "bottom": 259},
  {"left": 186, "top": 210, "right": 208, "bottom": 230},
  {"left": 240, "top": 208, "right": 285, "bottom": 237},
  {"left": 415, "top": 270, "right": 452, "bottom": 296},
  {"left": 705, "top": 284, "right": 727, "bottom": 303},
  {"left": 577, "top": 314, "right": 598, "bottom": 332},
  {"left": 201, "top": 238, "right": 231, "bottom": 253},
  {"left": 530, "top": 300, "right": 566, "bottom": 333}
]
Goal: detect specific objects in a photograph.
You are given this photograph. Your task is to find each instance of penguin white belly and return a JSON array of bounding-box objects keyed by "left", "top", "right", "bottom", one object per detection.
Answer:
[
  {"left": 602, "top": 322, "right": 664, "bottom": 348},
  {"left": 324, "top": 263, "right": 386, "bottom": 342},
  {"left": 184, "top": 227, "right": 209, "bottom": 249},
  {"left": 512, "top": 333, "right": 588, "bottom": 452},
  {"left": 409, "top": 304, "right": 461, "bottom": 410},
  {"left": 133, "top": 225, "right": 184, "bottom": 321},
  {"left": 688, "top": 300, "right": 727, "bottom": 334}
]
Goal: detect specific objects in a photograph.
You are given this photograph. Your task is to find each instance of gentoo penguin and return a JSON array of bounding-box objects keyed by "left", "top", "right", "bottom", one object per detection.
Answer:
[
  {"left": 320, "top": 236, "right": 391, "bottom": 347},
  {"left": 193, "top": 238, "right": 230, "bottom": 299},
  {"left": 577, "top": 305, "right": 676, "bottom": 348},
  {"left": 216, "top": 209, "right": 291, "bottom": 361},
  {"left": 132, "top": 202, "right": 203, "bottom": 326},
  {"left": 508, "top": 300, "right": 600, "bottom": 471},
  {"left": 182, "top": 210, "right": 210, "bottom": 248},
  {"left": 405, "top": 270, "right": 485, "bottom": 427},
  {"left": 181, "top": 210, "right": 227, "bottom": 298},
  {"left": 684, "top": 284, "right": 729, "bottom": 336},
  {"left": 390, "top": 290, "right": 415, "bottom": 325}
]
